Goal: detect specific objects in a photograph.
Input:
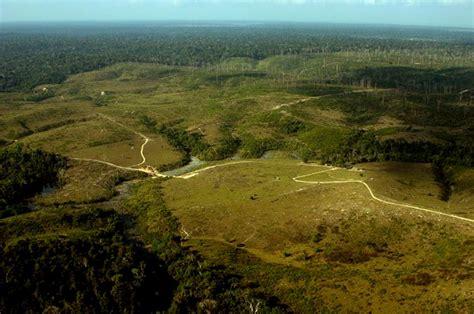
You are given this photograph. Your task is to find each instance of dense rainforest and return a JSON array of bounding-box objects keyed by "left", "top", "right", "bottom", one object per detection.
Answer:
[
  {"left": 1, "top": 22, "right": 473, "bottom": 92},
  {"left": 0, "top": 144, "right": 66, "bottom": 217}
]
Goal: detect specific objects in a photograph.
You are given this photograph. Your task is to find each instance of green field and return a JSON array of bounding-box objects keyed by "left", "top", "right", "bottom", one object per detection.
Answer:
[
  {"left": 161, "top": 159, "right": 473, "bottom": 312},
  {"left": 2, "top": 58, "right": 473, "bottom": 163},
  {"left": 2, "top": 48, "right": 474, "bottom": 312}
]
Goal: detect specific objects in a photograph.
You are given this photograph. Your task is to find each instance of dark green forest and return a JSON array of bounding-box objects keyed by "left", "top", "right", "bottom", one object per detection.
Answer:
[
  {"left": 343, "top": 66, "right": 474, "bottom": 94},
  {"left": 319, "top": 130, "right": 474, "bottom": 167},
  {"left": 0, "top": 145, "right": 66, "bottom": 217},
  {"left": 1, "top": 23, "right": 473, "bottom": 92}
]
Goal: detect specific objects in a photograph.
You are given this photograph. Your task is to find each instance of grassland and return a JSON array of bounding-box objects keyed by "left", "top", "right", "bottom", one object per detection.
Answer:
[
  {"left": 2, "top": 55, "right": 472, "bottom": 164},
  {"left": 360, "top": 162, "right": 474, "bottom": 219},
  {"left": 1, "top": 52, "right": 474, "bottom": 312},
  {"left": 162, "top": 159, "right": 474, "bottom": 312}
]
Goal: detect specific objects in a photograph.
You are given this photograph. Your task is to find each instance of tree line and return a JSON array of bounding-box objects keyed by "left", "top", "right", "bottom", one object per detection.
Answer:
[
  {"left": 1, "top": 23, "right": 472, "bottom": 92},
  {"left": 320, "top": 130, "right": 474, "bottom": 168},
  {"left": 140, "top": 116, "right": 240, "bottom": 169}
]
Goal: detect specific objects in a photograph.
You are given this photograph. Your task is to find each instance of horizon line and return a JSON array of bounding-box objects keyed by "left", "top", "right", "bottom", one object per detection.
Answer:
[{"left": 1, "top": 19, "right": 472, "bottom": 30}]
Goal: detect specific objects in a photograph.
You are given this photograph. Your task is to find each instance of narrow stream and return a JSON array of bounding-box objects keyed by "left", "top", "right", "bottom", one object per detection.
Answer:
[
  {"left": 162, "top": 156, "right": 207, "bottom": 177},
  {"left": 41, "top": 185, "right": 57, "bottom": 196},
  {"left": 162, "top": 150, "right": 297, "bottom": 177},
  {"left": 27, "top": 185, "right": 58, "bottom": 210}
]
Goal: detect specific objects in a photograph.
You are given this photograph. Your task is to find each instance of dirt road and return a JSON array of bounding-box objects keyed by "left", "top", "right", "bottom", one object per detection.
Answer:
[
  {"left": 272, "top": 88, "right": 394, "bottom": 110},
  {"left": 71, "top": 114, "right": 473, "bottom": 224},
  {"left": 292, "top": 168, "right": 474, "bottom": 224},
  {"left": 97, "top": 113, "right": 150, "bottom": 167}
]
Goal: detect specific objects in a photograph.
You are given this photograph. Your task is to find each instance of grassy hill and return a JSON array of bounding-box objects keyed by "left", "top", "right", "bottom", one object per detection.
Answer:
[
  {"left": 1, "top": 58, "right": 473, "bottom": 166},
  {"left": 1, "top": 42, "right": 473, "bottom": 312}
]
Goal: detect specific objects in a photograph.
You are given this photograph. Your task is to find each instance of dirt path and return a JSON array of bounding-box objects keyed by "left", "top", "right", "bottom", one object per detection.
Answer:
[
  {"left": 131, "top": 137, "right": 149, "bottom": 167},
  {"left": 292, "top": 168, "right": 474, "bottom": 224},
  {"left": 70, "top": 113, "right": 472, "bottom": 224},
  {"left": 272, "top": 88, "right": 394, "bottom": 110},
  {"left": 71, "top": 114, "right": 169, "bottom": 177},
  {"left": 97, "top": 113, "right": 150, "bottom": 167},
  {"left": 177, "top": 161, "right": 254, "bottom": 179},
  {"left": 70, "top": 157, "right": 167, "bottom": 177}
]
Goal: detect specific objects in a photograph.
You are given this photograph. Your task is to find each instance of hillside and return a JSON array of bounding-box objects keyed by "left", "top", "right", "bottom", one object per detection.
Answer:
[{"left": 1, "top": 24, "right": 473, "bottom": 313}]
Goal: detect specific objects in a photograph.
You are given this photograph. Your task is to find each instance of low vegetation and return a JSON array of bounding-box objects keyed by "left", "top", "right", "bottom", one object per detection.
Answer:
[
  {"left": 1, "top": 22, "right": 473, "bottom": 313},
  {"left": 162, "top": 160, "right": 474, "bottom": 312},
  {"left": 431, "top": 156, "right": 456, "bottom": 201}
]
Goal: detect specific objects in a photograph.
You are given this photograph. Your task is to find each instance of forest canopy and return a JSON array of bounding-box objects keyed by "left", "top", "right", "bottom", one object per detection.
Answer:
[
  {"left": 0, "top": 144, "right": 66, "bottom": 217},
  {"left": 1, "top": 22, "right": 473, "bottom": 91}
]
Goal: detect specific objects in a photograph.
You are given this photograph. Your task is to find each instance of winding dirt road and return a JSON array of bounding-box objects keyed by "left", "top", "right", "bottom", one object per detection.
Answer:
[
  {"left": 71, "top": 157, "right": 148, "bottom": 173},
  {"left": 177, "top": 161, "right": 474, "bottom": 224},
  {"left": 71, "top": 113, "right": 473, "bottom": 225},
  {"left": 97, "top": 113, "right": 150, "bottom": 167},
  {"left": 272, "top": 88, "right": 394, "bottom": 110},
  {"left": 177, "top": 161, "right": 253, "bottom": 179},
  {"left": 292, "top": 168, "right": 474, "bottom": 224},
  {"left": 71, "top": 113, "right": 167, "bottom": 177}
]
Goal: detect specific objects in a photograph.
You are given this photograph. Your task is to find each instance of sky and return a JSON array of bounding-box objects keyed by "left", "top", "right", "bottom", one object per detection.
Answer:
[{"left": 1, "top": 0, "right": 472, "bottom": 28}]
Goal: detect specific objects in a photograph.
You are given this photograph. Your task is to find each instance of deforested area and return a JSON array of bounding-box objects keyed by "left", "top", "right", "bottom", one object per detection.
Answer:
[{"left": 1, "top": 2, "right": 473, "bottom": 312}]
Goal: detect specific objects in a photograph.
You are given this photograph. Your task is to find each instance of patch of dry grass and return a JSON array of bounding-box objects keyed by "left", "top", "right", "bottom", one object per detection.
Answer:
[{"left": 162, "top": 159, "right": 474, "bottom": 312}]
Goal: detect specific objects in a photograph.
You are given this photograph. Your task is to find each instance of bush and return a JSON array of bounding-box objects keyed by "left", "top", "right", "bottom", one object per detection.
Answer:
[
  {"left": 241, "top": 136, "right": 282, "bottom": 158},
  {"left": 431, "top": 156, "right": 455, "bottom": 201},
  {"left": 26, "top": 89, "right": 55, "bottom": 102},
  {"left": 402, "top": 272, "right": 435, "bottom": 286}
]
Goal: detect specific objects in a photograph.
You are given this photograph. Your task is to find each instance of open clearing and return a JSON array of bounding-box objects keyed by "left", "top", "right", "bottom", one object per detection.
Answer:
[
  {"left": 2, "top": 59, "right": 474, "bottom": 312},
  {"left": 163, "top": 160, "right": 474, "bottom": 253},
  {"left": 162, "top": 159, "right": 474, "bottom": 312}
]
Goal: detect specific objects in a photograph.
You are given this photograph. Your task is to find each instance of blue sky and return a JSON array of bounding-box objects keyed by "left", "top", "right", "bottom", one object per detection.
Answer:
[{"left": 1, "top": 0, "right": 472, "bottom": 27}]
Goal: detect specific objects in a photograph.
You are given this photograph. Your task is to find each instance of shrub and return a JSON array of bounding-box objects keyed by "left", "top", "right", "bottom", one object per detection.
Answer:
[{"left": 402, "top": 272, "right": 435, "bottom": 286}]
